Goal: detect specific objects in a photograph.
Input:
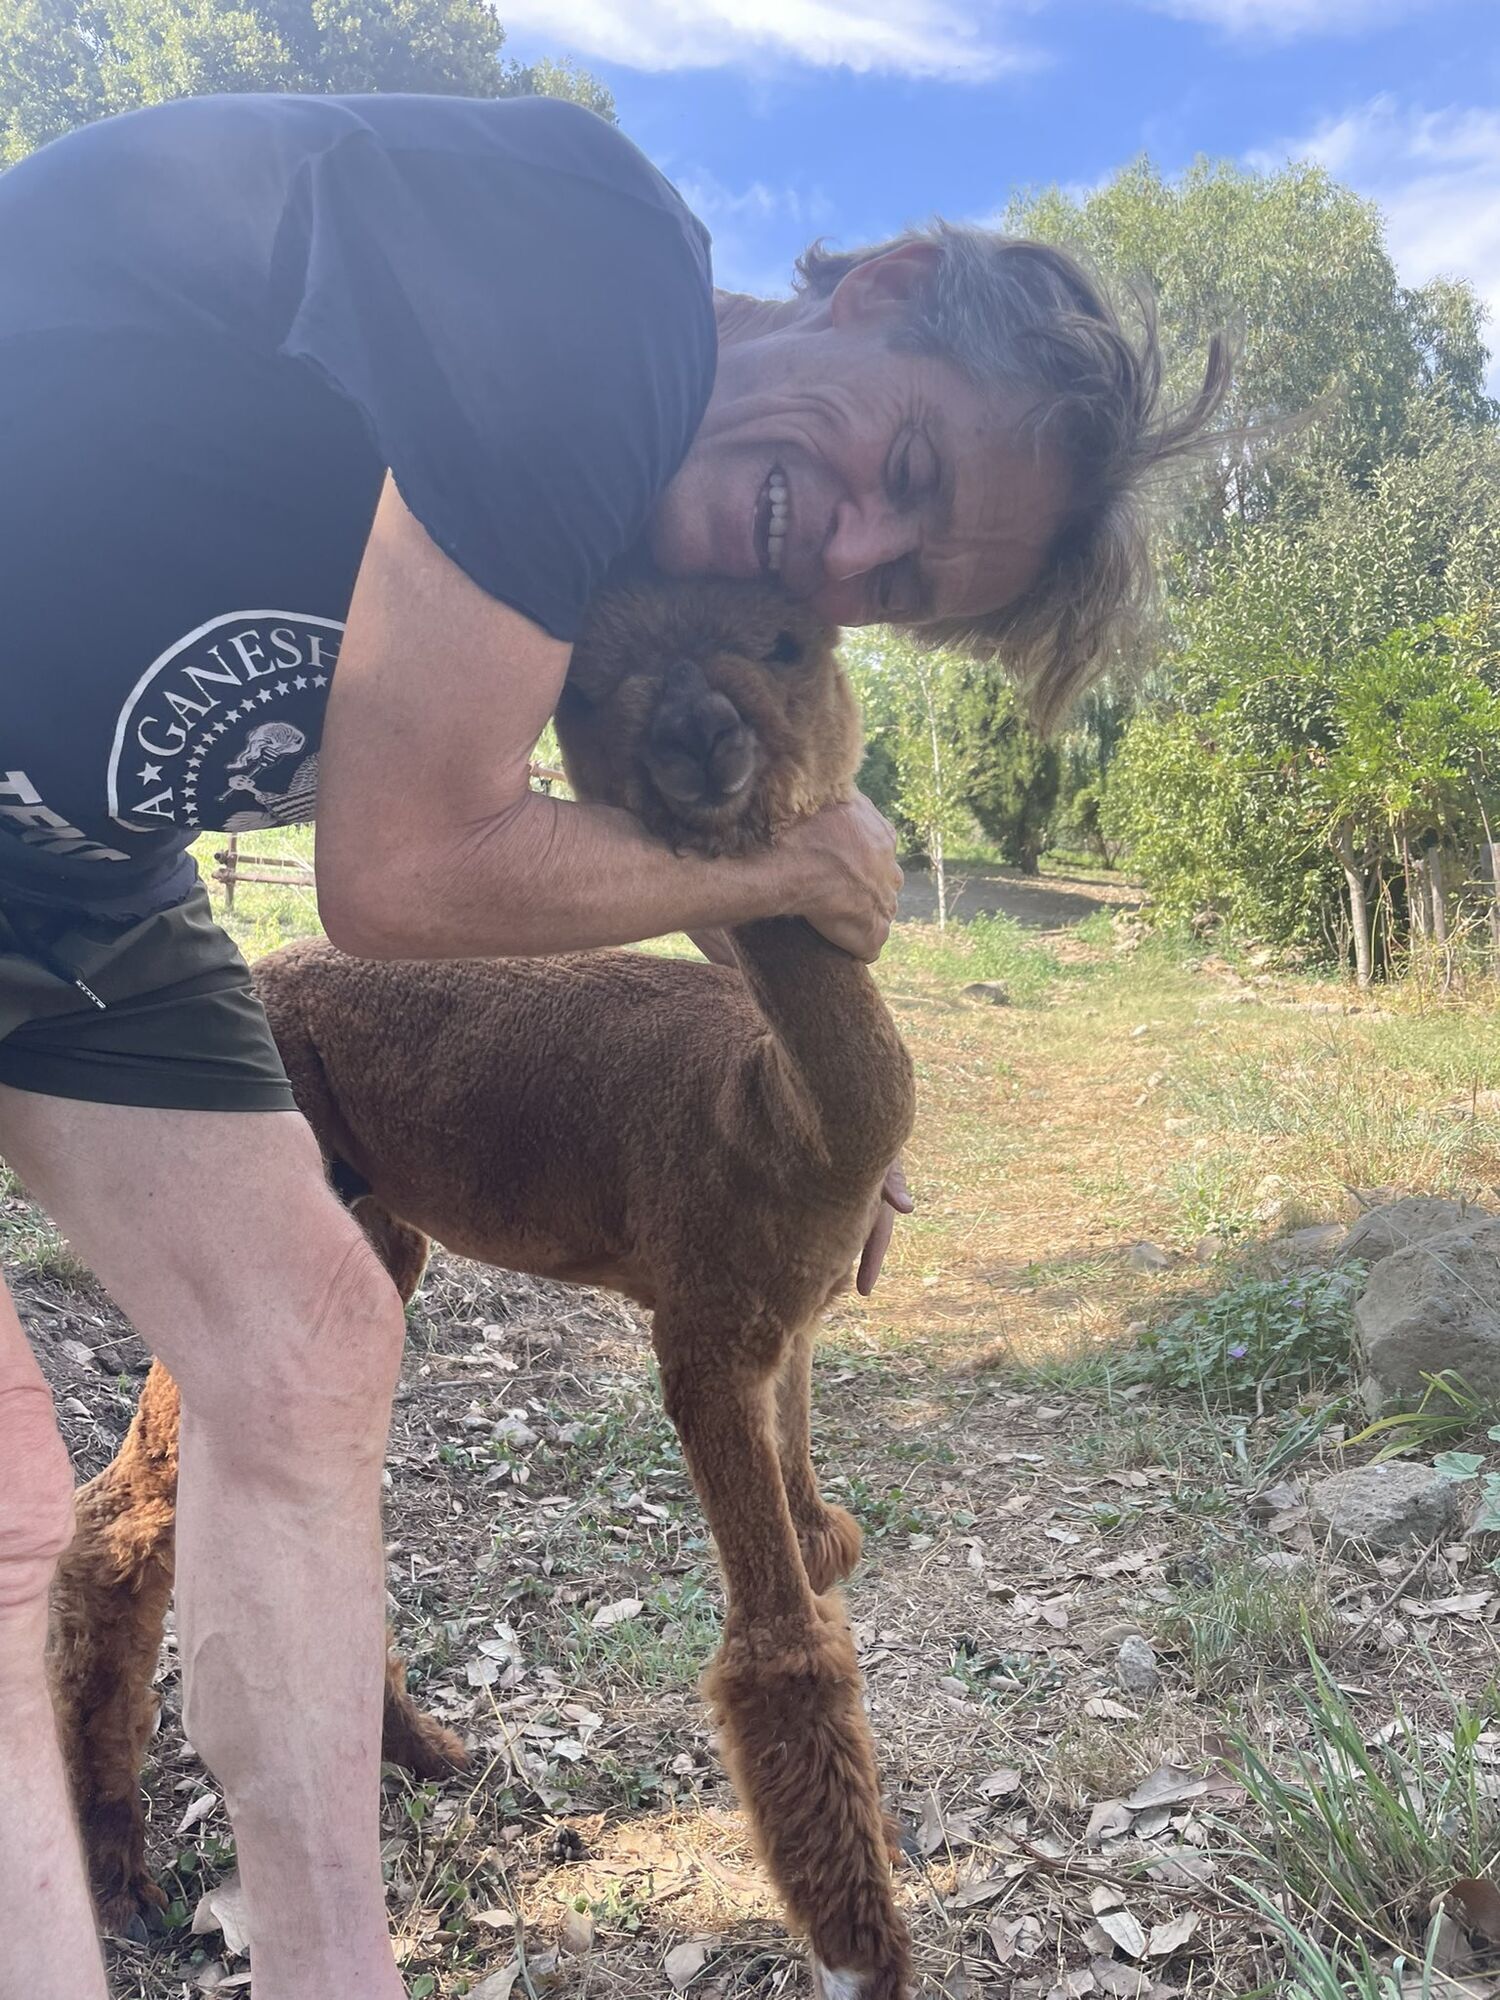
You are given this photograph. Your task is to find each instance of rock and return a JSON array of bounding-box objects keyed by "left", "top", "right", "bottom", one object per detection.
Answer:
[
  {"left": 962, "top": 981, "right": 1010, "bottom": 1006},
  {"left": 1126, "top": 1242, "right": 1173, "bottom": 1273},
  {"left": 1115, "top": 1635, "right": 1160, "bottom": 1696},
  {"left": 1343, "top": 1197, "right": 1483, "bottom": 1267},
  {"left": 1308, "top": 1463, "right": 1461, "bottom": 1552},
  {"left": 1193, "top": 1233, "right": 1223, "bottom": 1263},
  {"left": 1269, "top": 1221, "right": 1347, "bottom": 1271},
  {"left": 1356, "top": 1218, "right": 1500, "bottom": 1408}
]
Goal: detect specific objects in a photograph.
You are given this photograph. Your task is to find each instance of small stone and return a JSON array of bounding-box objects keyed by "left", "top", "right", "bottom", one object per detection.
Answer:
[
  {"left": 58, "top": 1338, "right": 96, "bottom": 1369},
  {"left": 1126, "top": 1242, "right": 1173, "bottom": 1273},
  {"left": 1115, "top": 1635, "right": 1160, "bottom": 1695},
  {"left": 962, "top": 981, "right": 1010, "bottom": 1006},
  {"left": 1308, "top": 1463, "right": 1461, "bottom": 1553}
]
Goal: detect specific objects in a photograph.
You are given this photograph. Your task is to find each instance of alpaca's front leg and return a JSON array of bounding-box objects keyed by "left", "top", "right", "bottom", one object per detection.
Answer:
[
  {"left": 656, "top": 1324, "right": 910, "bottom": 2000},
  {"left": 774, "top": 1322, "right": 863, "bottom": 1594}
]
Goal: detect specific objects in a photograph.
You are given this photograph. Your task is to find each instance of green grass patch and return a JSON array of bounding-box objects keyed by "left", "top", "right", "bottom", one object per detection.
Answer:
[
  {"left": 1122, "top": 1266, "right": 1363, "bottom": 1409},
  {"left": 1233, "top": 1647, "right": 1500, "bottom": 1952}
]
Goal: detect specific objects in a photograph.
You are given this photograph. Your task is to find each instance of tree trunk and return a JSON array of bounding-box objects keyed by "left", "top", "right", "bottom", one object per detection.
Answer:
[
  {"left": 1487, "top": 841, "right": 1500, "bottom": 976},
  {"left": 1426, "top": 844, "right": 1448, "bottom": 950},
  {"left": 1404, "top": 833, "right": 1428, "bottom": 943},
  {"left": 1335, "top": 828, "right": 1373, "bottom": 989},
  {"left": 930, "top": 823, "right": 947, "bottom": 930}
]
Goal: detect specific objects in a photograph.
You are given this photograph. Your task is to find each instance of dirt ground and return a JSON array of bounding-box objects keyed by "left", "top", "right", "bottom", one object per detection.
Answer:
[
  {"left": 20, "top": 906, "right": 1500, "bottom": 2000},
  {"left": 896, "top": 863, "right": 1140, "bottom": 931}
]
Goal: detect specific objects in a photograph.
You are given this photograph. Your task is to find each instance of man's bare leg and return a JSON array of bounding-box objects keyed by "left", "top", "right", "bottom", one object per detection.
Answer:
[
  {"left": 0, "top": 1087, "right": 407, "bottom": 2000},
  {"left": 0, "top": 1298, "right": 109, "bottom": 2000}
]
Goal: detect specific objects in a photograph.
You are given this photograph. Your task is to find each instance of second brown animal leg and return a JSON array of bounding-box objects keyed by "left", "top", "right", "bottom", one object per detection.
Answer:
[
  {"left": 349, "top": 1197, "right": 432, "bottom": 1307},
  {"left": 48, "top": 1361, "right": 180, "bottom": 1940},
  {"left": 774, "top": 1322, "right": 863, "bottom": 1595},
  {"left": 657, "top": 1322, "right": 909, "bottom": 2000}
]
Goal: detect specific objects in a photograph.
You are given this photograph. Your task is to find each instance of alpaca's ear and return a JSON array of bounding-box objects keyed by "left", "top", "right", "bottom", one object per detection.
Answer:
[{"left": 767, "top": 630, "right": 803, "bottom": 666}]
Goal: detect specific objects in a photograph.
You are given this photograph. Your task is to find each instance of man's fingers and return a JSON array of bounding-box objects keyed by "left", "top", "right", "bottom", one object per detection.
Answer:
[{"left": 857, "top": 1202, "right": 896, "bottom": 1296}]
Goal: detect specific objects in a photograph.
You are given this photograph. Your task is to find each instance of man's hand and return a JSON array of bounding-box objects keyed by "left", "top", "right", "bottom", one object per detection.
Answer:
[
  {"left": 782, "top": 796, "right": 903, "bottom": 961},
  {"left": 857, "top": 1158, "right": 912, "bottom": 1296}
]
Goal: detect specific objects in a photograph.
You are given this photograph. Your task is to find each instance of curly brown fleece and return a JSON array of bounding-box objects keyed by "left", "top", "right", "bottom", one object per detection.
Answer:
[{"left": 49, "top": 579, "right": 917, "bottom": 1994}]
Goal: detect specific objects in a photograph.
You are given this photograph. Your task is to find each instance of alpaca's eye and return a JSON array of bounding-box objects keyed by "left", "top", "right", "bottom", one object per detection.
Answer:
[{"left": 767, "top": 630, "right": 802, "bottom": 666}]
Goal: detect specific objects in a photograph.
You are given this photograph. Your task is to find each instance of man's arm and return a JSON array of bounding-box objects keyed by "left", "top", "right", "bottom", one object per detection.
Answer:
[{"left": 316, "top": 479, "right": 899, "bottom": 962}]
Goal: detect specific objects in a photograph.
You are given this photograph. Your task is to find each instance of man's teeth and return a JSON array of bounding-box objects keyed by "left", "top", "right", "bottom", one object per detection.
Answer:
[{"left": 767, "top": 468, "right": 787, "bottom": 574}]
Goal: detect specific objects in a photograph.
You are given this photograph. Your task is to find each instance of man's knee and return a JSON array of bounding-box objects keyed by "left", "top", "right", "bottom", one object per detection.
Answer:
[
  {"left": 173, "top": 1222, "right": 406, "bottom": 1471},
  {"left": 0, "top": 1378, "right": 75, "bottom": 1613}
]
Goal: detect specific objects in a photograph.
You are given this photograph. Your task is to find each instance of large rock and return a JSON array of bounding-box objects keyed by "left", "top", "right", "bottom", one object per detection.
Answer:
[
  {"left": 1343, "top": 1197, "right": 1483, "bottom": 1267},
  {"left": 1308, "top": 1463, "right": 1461, "bottom": 1552},
  {"left": 1356, "top": 1217, "right": 1500, "bottom": 1410}
]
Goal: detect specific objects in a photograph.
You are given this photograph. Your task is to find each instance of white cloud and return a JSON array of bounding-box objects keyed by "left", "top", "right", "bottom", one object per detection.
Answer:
[
  {"left": 1252, "top": 94, "right": 1500, "bottom": 390},
  {"left": 490, "top": 0, "right": 1036, "bottom": 80},
  {"left": 1143, "top": 0, "right": 1433, "bottom": 38},
  {"left": 672, "top": 170, "right": 837, "bottom": 296}
]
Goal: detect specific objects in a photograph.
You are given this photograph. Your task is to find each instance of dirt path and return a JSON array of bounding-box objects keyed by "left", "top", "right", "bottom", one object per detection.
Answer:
[{"left": 897, "top": 862, "right": 1141, "bottom": 930}]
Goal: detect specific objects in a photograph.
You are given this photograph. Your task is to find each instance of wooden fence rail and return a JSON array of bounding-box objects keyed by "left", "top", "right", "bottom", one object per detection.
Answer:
[{"left": 211, "top": 762, "right": 567, "bottom": 911}]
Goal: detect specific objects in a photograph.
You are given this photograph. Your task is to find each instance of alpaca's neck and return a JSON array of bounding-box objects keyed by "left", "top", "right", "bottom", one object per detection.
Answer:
[{"left": 727, "top": 917, "right": 914, "bottom": 1178}]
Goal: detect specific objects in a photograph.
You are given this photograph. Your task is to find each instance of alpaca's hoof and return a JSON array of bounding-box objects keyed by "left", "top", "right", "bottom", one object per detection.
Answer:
[
  {"left": 381, "top": 1706, "right": 470, "bottom": 1780},
  {"left": 95, "top": 1873, "right": 168, "bottom": 1942},
  {"left": 800, "top": 1503, "right": 863, "bottom": 1593},
  {"left": 811, "top": 1957, "right": 911, "bottom": 2000},
  {"left": 406, "top": 1718, "right": 469, "bottom": 1781}
]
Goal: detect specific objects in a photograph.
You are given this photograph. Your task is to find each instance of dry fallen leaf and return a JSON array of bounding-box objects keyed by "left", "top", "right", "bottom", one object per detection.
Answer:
[
  {"left": 664, "top": 1937, "right": 716, "bottom": 1990},
  {"left": 468, "top": 1962, "right": 521, "bottom": 2000},
  {"left": 979, "top": 1767, "right": 1022, "bottom": 1799},
  {"left": 1096, "top": 1909, "right": 1148, "bottom": 1958},
  {"left": 190, "top": 1873, "right": 252, "bottom": 1960},
  {"left": 1085, "top": 1800, "right": 1133, "bottom": 1848},
  {"left": 175, "top": 1791, "right": 219, "bottom": 1836},
  {"left": 1146, "top": 1912, "right": 1201, "bottom": 1957},
  {"left": 1401, "top": 1592, "right": 1493, "bottom": 1623},
  {"left": 559, "top": 1908, "right": 594, "bottom": 1956},
  {"left": 591, "top": 1597, "right": 644, "bottom": 1630}
]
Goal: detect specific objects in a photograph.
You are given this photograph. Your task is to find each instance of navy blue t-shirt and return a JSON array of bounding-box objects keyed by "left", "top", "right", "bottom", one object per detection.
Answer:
[{"left": 0, "top": 92, "right": 716, "bottom": 913}]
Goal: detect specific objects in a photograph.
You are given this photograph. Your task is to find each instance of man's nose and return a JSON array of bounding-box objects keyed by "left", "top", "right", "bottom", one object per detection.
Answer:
[{"left": 820, "top": 497, "right": 915, "bottom": 587}]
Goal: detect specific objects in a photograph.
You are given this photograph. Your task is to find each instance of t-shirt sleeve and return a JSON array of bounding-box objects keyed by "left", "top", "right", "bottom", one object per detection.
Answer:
[{"left": 275, "top": 111, "right": 716, "bottom": 641}]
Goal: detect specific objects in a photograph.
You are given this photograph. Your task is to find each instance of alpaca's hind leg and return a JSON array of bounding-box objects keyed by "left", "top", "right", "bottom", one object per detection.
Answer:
[
  {"left": 50, "top": 1361, "right": 180, "bottom": 1939},
  {"left": 381, "top": 1648, "right": 467, "bottom": 1779},
  {"left": 774, "top": 1322, "right": 862, "bottom": 1594},
  {"left": 656, "top": 1321, "right": 909, "bottom": 2000}
]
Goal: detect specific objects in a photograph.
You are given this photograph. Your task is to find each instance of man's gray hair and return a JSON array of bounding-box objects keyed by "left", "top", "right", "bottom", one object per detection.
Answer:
[{"left": 795, "top": 223, "right": 1232, "bottom": 728}]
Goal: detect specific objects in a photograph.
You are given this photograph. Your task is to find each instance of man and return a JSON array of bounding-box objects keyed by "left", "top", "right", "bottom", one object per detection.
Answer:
[{"left": 0, "top": 93, "right": 1226, "bottom": 2000}]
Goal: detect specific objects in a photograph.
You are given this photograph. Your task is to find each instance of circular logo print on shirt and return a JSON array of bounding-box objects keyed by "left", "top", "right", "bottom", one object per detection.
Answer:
[{"left": 106, "top": 610, "right": 344, "bottom": 834}]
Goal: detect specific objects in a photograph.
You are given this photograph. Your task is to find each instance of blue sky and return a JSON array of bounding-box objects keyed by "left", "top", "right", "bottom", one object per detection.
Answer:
[{"left": 499, "top": 0, "right": 1500, "bottom": 387}]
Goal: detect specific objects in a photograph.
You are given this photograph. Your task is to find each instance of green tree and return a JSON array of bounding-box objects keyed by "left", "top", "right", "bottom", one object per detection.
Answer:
[
  {"left": 0, "top": 0, "right": 613, "bottom": 164},
  {"left": 951, "top": 670, "right": 1059, "bottom": 875},
  {"left": 1005, "top": 158, "right": 1495, "bottom": 548},
  {"left": 845, "top": 633, "right": 980, "bottom": 927}
]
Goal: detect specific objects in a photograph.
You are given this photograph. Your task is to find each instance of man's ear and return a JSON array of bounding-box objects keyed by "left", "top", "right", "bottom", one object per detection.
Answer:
[{"left": 828, "top": 242, "right": 940, "bottom": 330}]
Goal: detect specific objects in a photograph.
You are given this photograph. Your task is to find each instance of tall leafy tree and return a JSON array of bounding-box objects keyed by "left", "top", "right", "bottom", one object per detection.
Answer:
[
  {"left": 1005, "top": 158, "right": 1494, "bottom": 549},
  {"left": 0, "top": 0, "right": 613, "bottom": 164}
]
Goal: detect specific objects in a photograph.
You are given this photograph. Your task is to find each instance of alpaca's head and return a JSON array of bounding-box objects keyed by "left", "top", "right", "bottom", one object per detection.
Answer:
[{"left": 557, "top": 581, "right": 862, "bottom": 858}]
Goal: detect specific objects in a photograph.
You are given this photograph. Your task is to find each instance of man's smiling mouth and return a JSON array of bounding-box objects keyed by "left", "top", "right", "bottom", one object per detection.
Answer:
[{"left": 753, "top": 465, "right": 788, "bottom": 577}]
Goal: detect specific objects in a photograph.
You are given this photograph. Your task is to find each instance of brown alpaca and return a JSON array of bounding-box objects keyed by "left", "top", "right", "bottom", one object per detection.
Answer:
[{"left": 50, "top": 579, "right": 917, "bottom": 1999}]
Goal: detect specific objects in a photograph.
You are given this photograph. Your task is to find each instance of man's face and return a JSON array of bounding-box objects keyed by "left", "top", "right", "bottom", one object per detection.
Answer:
[{"left": 649, "top": 258, "right": 1069, "bottom": 629}]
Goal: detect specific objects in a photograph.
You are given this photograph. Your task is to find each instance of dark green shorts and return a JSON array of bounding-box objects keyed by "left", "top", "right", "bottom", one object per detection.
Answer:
[{"left": 0, "top": 884, "right": 297, "bottom": 1112}]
